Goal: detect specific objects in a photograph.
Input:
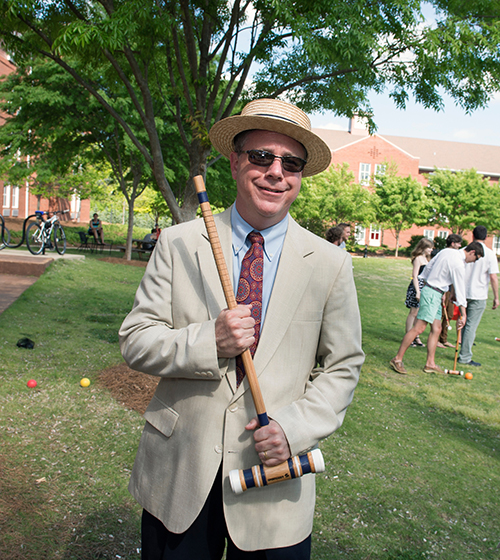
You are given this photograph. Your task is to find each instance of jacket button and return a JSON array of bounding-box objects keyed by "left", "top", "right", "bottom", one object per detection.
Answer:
[
  {"left": 214, "top": 445, "right": 223, "bottom": 454},
  {"left": 229, "top": 405, "right": 238, "bottom": 413}
]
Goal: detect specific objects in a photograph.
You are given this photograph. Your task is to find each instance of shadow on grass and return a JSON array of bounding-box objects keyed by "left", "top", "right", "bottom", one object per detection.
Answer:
[
  {"left": 423, "top": 405, "right": 500, "bottom": 464},
  {"left": 61, "top": 506, "right": 141, "bottom": 560},
  {"left": 314, "top": 538, "right": 428, "bottom": 559},
  {"left": 0, "top": 453, "right": 140, "bottom": 560}
]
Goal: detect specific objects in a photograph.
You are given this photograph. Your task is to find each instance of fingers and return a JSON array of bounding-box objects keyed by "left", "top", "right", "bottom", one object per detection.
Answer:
[
  {"left": 251, "top": 419, "right": 291, "bottom": 467},
  {"left": 245, "top": 417, "right": 259, "bottom": 431},
  {"left": 215, "top": 305, "right": 255, "bottom": 358}
]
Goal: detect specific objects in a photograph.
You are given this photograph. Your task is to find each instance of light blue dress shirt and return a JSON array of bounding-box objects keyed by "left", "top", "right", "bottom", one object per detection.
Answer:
[{"left": 231, "top": 205, "right": 288, "bottom": 326}]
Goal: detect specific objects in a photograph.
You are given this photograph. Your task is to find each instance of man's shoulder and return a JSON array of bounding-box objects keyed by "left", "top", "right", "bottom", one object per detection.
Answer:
[
  {"left": 289, "top": 219, "right": 350, "bottom": 261},
  {"left": 162, "top": 209, "right": 231, "bottom": 241},
  {"left": 481, "top": 243, "right": 499, "bottom": 271}
]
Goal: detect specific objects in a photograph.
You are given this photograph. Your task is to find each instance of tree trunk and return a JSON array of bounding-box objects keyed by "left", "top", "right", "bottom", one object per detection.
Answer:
[
  {"left": 395, "top": 230, "right": 400, "bottom": 257},
  {"left": 124, "top": 200, "right": 135, "bottom": 261}
]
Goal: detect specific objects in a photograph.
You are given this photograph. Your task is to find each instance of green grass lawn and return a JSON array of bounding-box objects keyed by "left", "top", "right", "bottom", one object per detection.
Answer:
[{"left": 0, "top": 256, "right": 498, "bottom": 559}]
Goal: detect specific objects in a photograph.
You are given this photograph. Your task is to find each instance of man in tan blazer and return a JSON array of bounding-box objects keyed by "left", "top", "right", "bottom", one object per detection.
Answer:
[{"left": 119, "top": 99, "right": 364, "bottom": 559}]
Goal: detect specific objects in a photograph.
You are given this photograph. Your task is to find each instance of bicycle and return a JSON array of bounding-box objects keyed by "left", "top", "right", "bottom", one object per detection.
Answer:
[
  {"left": 0, "top": 219, "right": 11, "bottom": 250},
  {"left": 26, "top": 210, "right": 69, "bottom": 255}
]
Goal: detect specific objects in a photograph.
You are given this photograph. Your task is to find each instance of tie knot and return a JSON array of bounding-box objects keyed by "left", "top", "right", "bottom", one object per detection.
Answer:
[{"left": 248, "top": 231, "right": 264, "bottom": 246}]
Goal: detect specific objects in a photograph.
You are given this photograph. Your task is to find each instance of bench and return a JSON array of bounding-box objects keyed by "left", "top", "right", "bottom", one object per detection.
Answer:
[{"left": 115, "top": 245, "right": 153, "bottom": 260}]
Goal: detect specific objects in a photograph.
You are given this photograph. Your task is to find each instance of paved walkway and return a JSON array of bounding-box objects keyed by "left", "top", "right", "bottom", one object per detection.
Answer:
[{"left": 0, "top": 249, "right": 84, "bottom": 315}]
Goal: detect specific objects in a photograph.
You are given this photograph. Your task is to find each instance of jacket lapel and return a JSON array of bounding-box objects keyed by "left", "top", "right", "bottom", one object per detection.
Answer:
[
  {"left": 254, "top": 219, "right": 314, "bottom": 374},
  {"left": 196, "top": 208, "right": 233, "bottom": 320},
  {"left": 196, "top": 208, "right": 238, "bottom": 393}
]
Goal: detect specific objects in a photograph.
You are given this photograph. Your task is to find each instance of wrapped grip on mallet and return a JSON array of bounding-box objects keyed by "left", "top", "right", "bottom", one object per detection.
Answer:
[{"left": 229, "top": 448, "right": 325, "bottom": 494}]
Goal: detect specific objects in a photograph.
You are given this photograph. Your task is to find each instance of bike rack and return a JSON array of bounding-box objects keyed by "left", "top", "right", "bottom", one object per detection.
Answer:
[{"left": 0, "top": 213, "right": 36, "bottom": 250}]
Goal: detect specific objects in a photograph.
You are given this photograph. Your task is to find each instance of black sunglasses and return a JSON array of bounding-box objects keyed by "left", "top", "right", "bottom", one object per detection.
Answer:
[{"left": 242, "top": 150, "right": 307, "bottom": 173}]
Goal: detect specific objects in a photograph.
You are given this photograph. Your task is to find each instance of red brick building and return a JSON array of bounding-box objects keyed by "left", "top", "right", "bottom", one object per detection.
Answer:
[
  {"left": 0, "top": 49, "right": 90, "bottom": 224},
  {"left": 314, "top": 117, "right": 500, "bottom": 253}
]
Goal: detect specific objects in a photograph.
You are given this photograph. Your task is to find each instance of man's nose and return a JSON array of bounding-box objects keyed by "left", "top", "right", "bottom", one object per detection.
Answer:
[{"left": 265, "top": 157, "right": 284, "bottom": 178}]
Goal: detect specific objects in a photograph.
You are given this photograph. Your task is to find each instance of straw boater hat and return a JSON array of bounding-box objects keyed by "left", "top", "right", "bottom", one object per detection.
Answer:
[{"left": 209, "top": 98, "right": 332, "bottom": 177}]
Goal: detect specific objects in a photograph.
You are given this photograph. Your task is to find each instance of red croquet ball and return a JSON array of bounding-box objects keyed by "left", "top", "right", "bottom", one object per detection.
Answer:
[
  {"left": 464, "top": 372, "right": 473, "bottom": 380},
  {"left": 27, "top": 379, "right": 37, "bottom": 388}
]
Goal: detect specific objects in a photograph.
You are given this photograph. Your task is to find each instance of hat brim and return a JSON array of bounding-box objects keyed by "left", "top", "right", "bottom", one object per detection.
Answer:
[{"left": 209, "top": 114, "right": 332, "bottom": 177}]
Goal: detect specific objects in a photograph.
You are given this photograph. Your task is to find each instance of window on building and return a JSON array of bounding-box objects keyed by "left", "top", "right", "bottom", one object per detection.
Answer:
[
  {"left": 374, "top": 164, "right": 386, "bottom": 176},
  {"left": 2, "top": 184, "right": 10, "bottom": 208},
  {"left": 437, "top": 230, "right": 448, "bottom": 239},
  {"left": 355, "top": 225, "right": 366, "bottom": 245},
  {"left": 12, "top": 186, "right": 19, "bottom": 208},
  {"left": 10, "top": 186, "right": 19, "bottom": 216},
  {"left": 359, "top": 163, "right": 371, "bottom": 185},
  {"left": 423, "top": 229, "right": 435, "bottom": 240},
  {"left": 369, "top": 225, "right": 381, "bottom": 246},
  {"left": 493, "top": 236, "right": 500, "bottom": 255},
  {"left": 71, "top": 192, "right": 81, "bottom": 220}
]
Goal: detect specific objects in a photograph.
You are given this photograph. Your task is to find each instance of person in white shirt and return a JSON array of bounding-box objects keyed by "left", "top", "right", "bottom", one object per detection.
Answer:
[
  {"left": 390, "top": 242, "right": 484, "bottom": 375},
  {"left": 457, "top": 226, "right": 499, "bottom": 367}
]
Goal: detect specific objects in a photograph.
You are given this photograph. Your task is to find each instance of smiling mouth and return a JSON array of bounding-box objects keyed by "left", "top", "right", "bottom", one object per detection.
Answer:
[{"left": 258, "top": 185, "right": 286, "bottom": 194}]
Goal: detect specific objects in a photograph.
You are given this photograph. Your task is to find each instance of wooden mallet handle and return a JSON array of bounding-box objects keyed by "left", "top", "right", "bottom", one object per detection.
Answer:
[{"left": 193, "top": 175, "right": 268, "bottom": 425}]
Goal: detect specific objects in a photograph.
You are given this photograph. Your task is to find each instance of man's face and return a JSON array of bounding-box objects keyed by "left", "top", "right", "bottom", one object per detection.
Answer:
[
  {"left": 230, "top": 130, "right": 305, "bottom": 230},
  {"left": 342, "top": 227, "right": 351, "bottom": 242},
  {"left": 451, "top": 241, "right": 461, "bottom": 249}
]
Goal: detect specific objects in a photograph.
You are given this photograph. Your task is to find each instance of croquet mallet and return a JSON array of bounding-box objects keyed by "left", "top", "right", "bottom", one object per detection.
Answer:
[
  {"left": 442, "top": 299, "right": 452, "bottom": 331},
  {"left": 444, "top": 323, "right": 464, "bottom": 376},
  {"left": 193, "top": 175, "right": 325, "bottom": 495}
]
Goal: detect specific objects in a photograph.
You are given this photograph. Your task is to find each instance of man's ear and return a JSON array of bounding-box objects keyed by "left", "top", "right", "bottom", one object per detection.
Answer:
[{"left": 229, "top": 152, "right": 239, "bottom": 180}]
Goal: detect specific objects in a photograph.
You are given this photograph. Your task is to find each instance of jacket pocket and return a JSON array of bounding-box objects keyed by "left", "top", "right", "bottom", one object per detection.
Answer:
[{"left": 143, "top": 395, "right": 179, "bottom": 437}]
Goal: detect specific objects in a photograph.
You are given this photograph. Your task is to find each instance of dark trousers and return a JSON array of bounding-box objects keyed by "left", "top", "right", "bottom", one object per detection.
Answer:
[{"left": 141, "top": 469, "right": 311, "bottom": 560}]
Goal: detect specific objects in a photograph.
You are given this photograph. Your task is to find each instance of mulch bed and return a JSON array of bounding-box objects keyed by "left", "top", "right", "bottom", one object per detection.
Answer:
[
  {"left": 97, "top": 255, "right": 153, "bottom": 414},
  {"left": 99, "top": 363, "right": 159, "bottom": 415}
]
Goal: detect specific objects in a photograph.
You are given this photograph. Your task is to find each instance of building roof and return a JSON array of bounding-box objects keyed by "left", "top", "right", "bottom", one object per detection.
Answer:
[{"left": 313, "top": 128, "right": 500, "bottom": 179}]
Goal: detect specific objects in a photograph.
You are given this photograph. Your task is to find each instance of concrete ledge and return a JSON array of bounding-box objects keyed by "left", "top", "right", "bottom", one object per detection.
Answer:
[{"left": 0, "top": 253, "right": 54, "bottom": 277}]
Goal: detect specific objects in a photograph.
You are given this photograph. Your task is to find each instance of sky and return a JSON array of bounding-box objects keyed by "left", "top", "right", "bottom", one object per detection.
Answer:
[
  {"left": 309, "top": 0, "right": 500, "bottom": 147},
  {"left": 310, "top": 91, "right": 500, "bottom": 146}
]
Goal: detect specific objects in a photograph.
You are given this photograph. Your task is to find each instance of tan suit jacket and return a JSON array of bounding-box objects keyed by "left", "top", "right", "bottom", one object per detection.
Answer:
[{"left": 119, "top": 207, "right": 364, "bottom": 551}]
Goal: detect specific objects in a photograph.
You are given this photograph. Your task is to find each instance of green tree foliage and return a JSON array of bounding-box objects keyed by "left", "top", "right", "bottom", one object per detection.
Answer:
[
  {"left": 375, "top": 164, "right": 428, "bottom": 257},
  {"left": 291, "top": 163, "right": 376, "bottom": 237},
  {"left": 1, "top": 1, "right": 500, "bottom": 222},
  {"left": 0, "top": 57, "right": 156, "bottom": 258},
  {"left": 426, "top": 168, "right": 500, "bottom": 235}
]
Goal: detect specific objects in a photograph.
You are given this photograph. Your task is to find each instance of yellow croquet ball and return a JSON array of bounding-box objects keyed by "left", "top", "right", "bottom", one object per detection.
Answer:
[
  {"left": 464, "top": 372, "right": 473, "bottom": 380},
  {"left": 80, "top": 378, "right": 91, "bottom": 387}
]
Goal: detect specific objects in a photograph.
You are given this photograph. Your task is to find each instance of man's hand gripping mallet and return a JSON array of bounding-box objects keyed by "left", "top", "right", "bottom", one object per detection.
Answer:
[{"left": 194, "top": 175, "right": 325, "bottom": 494}]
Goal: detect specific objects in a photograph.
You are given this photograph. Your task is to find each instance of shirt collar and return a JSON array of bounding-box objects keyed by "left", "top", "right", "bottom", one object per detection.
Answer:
[{"left": 231, "top": 205, "right": 288, "bottom": 262}]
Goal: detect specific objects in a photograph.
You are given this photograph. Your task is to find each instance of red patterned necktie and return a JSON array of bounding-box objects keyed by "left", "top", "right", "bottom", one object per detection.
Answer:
[{"left": 235, "top": 231, "right": 264, "bottom": 387}]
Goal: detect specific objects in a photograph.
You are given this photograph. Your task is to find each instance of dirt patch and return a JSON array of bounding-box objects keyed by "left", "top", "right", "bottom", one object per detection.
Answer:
[
  {"left": 97, "top": 256, "right": 148, "bottom": 268},
  {"left": 99, "top": 363, "right": 158, "bottom": 415}
]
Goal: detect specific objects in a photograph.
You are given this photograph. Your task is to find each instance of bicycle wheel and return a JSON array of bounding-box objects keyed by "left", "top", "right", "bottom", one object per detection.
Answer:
[
  {"left": 53, "top": 224, "right": 67, "bottom": 255},
  {"left": 26, "top": 222, "right": 44, "bottom": 255},
  {"left": 0, "top": 226, "right": 10, "bottom": 250}
]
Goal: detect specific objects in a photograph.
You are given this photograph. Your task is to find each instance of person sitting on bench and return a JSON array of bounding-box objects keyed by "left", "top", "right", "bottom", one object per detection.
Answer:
[{"left": 88, "top": 213, "right": 105, "bottom": 245}]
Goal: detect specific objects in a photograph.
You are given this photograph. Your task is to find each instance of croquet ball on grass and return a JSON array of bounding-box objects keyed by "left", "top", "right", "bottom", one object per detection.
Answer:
[
  {"left": 27, "top": 379, "right": 37, "bottom": 388},
  {"left": 80, "top": 378, "right": 91, "bottom": 388},
  {"left": 464, "top": 372, "right": 473, "bottom": 380}
]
